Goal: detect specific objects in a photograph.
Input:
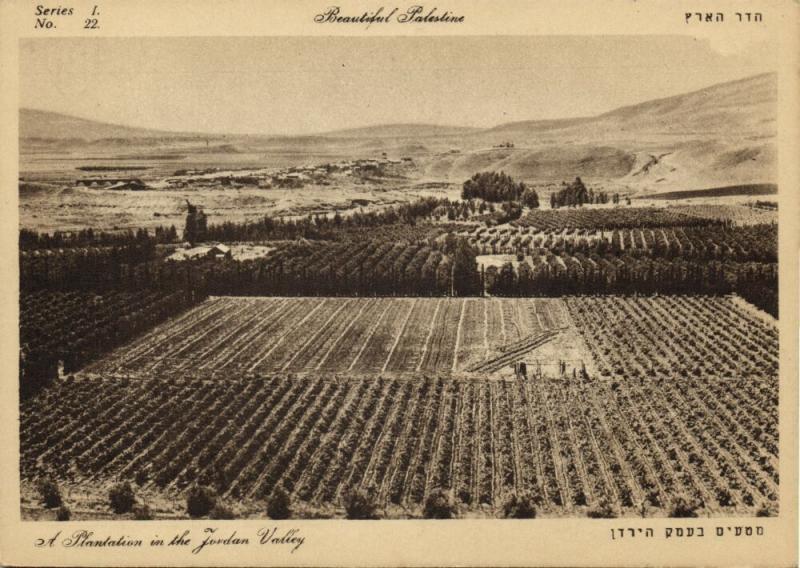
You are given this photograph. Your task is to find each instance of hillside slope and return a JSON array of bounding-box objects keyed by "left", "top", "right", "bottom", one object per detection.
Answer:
[
  {"left": 19, "top": 109, "right": 196, "bottom": 141},
  {"left": 21, "top": 73, "right": 777, "bottom": 192},
  {"left": 320, "top": 123, "right": 479, "bottom": 139},
  {"left": 423, "top": 73, "right": 777, "bottom": 190},
  {"left": 484, "top": 73, "right": 776, "bottom": 141}
]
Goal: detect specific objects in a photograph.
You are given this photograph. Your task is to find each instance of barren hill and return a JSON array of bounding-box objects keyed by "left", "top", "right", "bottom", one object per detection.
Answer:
[
  {"left": 319, "top": 123, "right": 479, "bottom": 139},
  {"left": 484, "top": 73, "right": 776, "bottom": 141},
  {"left": 21, "top": 73, "right": 777, "bottom": 193},
  {"left": 19, "top": 109, "right": 199, "bottom": 141},
  {"left": 423, "top": 73, "right": 778, "bottom": 190}
]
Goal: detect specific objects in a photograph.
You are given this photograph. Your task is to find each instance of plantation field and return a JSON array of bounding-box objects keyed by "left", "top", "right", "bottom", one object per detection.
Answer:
[
  {"left": 670, "top": 203, "right": 778, "bottom": 226},
  {"left": 23, "top": 294, "right": 779, "bottom": 519},
  {"left": 462, "top": 219, "right": 776, "bottom": 260},
  {"left": 22, "top": 372, "right": 778, "bottom": 518},
  {"left": 83, "top": 297, "right": 578, "bottom": 379},
  {"left": 644, "top": 184, "right": 777, "bottom": 201},
  {"left": 567, "top": 295, "right": 778, "bottom": 381}
]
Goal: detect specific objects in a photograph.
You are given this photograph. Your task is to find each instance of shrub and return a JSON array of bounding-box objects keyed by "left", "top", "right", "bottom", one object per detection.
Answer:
[
  {"left": 267, "top": 487, "right": 291, "bottom": 520},
  {"left": 134, "top": 469, "right": 148, "bottom": 486},
  {"left": 668, "top": 497, "right": 699, "bottom": 518},
  {"left": 343, "top": 487, "right": 378, "bottom": 520},
  {"left": 132, "top": 503, "right": 153, "bottom": 520},
  {"left": 186, "top": 485, "right": 217, "bottom": 518},
  {"left": 423, "top": 488, "right": 455, "bottom": 519},
  {"left": 36, "top": 477, "right": 62, "bottom": 509},
  {"left": 619, "top": 487, "right": 633, "bottom": 507},
  {"left": 210, "top": 502, "right": 236, "bottom": 520},
  {"left": 55, "top": 505, "right": 71, "bottom": 521},
  {"left": 503, "top": 492, "right": 537, "bottom": 519},
  {"left": 756, "top": 504, "right": 775, "bottom": 517},
  {"left": 587, "top": 498, "right": 618, "bottom": 519},
  {"left": 109, "top": 482, "right": 136, "bottom": 514}
]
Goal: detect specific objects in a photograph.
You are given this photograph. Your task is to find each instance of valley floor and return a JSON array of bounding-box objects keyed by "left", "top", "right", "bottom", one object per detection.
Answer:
[{"left": 21, "top": 295, "right": 778, "bottom": 519}]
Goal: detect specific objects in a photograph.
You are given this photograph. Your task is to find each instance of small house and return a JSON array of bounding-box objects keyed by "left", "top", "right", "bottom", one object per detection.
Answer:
[{"left": 206, "top": 244, "right": 231, "bottom": 260}]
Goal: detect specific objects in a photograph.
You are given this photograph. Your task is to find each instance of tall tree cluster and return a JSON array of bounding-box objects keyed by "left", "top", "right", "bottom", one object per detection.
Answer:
[
  {"left": 483, "top": 254, "right": 777, "bottom": 317},
  {"left": 549, "top": 177, "right": 611, "bottom": 208},
  {"left": 20, "top": 226, "right": 178, "bottom": 250},
  {"left": 184, "top": 201, "right": 208, "bottom": 244},
  {"left": 204, "top": 197, "right": 455, "bottom": 243},
  {"left": 462, "top": 171, "right": 539, "bottom": 208}
]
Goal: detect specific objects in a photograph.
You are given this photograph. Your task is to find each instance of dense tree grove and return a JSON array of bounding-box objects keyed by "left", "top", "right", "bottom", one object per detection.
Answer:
[
  {"left": 549, "top": 177, "right": 612, "bottom": 208},
  {"left": 472, "top": 224, "right": 777, "bottom": 264},
  {"left": 753, "top": 200, "right": 778, "bottom": 210},
  {"left": 181, "top": 234, "right": 480, "bottom": 297},
  {"left": 514, "top": 207, "right": 727, "bottom": 231},
  {"left": 20, "top": 226, "right": 178, "bottom": 250},
  {"left": 20, "top": 247, "right": 205, "bottom": 294},
  {"left": 489, "top": 201, "right": 523, "bottom": 225},
  {"left": 19, "top": 199, "right": 476, "bottom": 294},
  {"left": 205, "top": 197, "right": 457, "bottom": 243},
  {"left": 184, "top": 201, "right": 208, "bottom": 244},
  {"left": 20, "top": 197, "right": 466, "bottom": 250},
  {"left": 483, "top": 254, "right": 777, "bottom": 317},
  {"left": 19, "top": 289, "right": 202, "bottom": 397},
  {"left": 462, "top": 171, "right": 539, "bottom": 208}
]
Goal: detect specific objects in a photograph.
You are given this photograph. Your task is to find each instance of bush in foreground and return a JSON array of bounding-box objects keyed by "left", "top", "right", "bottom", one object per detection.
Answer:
[
  {"left": 756, "top": 504, "right": 775, "bottom": 517},
  {"left": 56, "top": 505, "right": 71, "bottom": 521},
  {"left": 132, "top": 503, "right": 153, "bottom": 520},
  {"left": 134, "top": 468, "right": 148, "bottom": 486},
  {"left": 109, "top": 482, "right": 136, "bottom": 514},
  {"left": 503, "top": 492, "right": 537, "bottom": 519},
  {"left": 587, "top": 498, "right": 618, "bottom": 519},
  {"left": 343, "top": 487, "right": 378, "bottom": 520},
  {"left": 668, "top": 497, "right": 699, "bottom": 518},
  {"left": 424, "top": 488, "right": 455, "bottom": 519},
  {"left": 210, "top": 502, "right": 236, "bottom": 520},
  {"left": 186, "top": 485, "right": 217, "bottom": 518},
  {"left": 267, "top": 487, "right": 291, "bottom": 520},
  {"left": 36, "top": 477, "right": 62, "bottom": 509}
]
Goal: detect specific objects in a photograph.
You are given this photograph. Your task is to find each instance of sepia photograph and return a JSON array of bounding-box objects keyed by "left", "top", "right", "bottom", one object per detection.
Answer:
[
  {"left": 0, "top": 0, "right": 797, "bottom": 562},
  {"left": 14, "top": 33, "right": 786, "bottom": 526}
]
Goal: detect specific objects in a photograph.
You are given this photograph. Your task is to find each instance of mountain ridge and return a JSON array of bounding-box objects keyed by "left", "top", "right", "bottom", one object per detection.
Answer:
[
  {"left": 21, "top": 72, "right": 776, "bottom": 142},
  {"left": 20, "top": 72, "right": 777, "bottom": 192}
]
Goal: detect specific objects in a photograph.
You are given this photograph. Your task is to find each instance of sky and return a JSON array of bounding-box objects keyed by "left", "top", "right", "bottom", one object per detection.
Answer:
[{"left": 20, "top": 36, "right": 776, "bottom": 136}]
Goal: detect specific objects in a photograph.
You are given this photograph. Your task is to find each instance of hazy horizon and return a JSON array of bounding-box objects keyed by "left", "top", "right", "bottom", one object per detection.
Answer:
[{"left": 21, "top": 36, "right": 776, "bottom": 136}]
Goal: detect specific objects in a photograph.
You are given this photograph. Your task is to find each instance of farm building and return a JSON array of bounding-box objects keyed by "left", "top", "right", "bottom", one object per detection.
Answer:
[
  {"left": 167, "top": 243, "right": 232, "bottom": 261},
  {"left": 206, "top": 244, "right": 231, "bottom": 259}
]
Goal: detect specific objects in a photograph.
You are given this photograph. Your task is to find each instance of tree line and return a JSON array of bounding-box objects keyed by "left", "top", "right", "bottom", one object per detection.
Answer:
[
  {"left": 202, "top": 197, "right": 456, "bottom": 243},
  {"left": 179, "top": 234, "right": 482, "bottom": 298},
  {"left": 549, "top": 177, "right": 620, "bottom": 208},
  {"left": 475, "top": 224, "right": 777, "bottom": 264},
  {"left": 20, "top": 226, "right": 178, "bottom": 250},
  {"left": 462, "top": 171, "right": 540, "bottom": 208},
  {"left": 20, "top": 289, "right": 203, "bottom": 397},
  {"left": 483, "top": 254, "right": 777, "bottom": 317}
]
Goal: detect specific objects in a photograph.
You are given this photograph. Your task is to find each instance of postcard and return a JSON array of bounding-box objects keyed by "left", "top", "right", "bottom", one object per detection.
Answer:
[{"left": 0, "top": 1, "right": 797, "bottom": 566}]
